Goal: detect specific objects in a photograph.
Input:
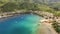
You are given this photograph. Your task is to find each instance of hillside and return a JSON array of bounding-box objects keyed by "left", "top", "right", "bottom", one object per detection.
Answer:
[{"left": 0, "top": 0, "right": 60, "bottom": 16}]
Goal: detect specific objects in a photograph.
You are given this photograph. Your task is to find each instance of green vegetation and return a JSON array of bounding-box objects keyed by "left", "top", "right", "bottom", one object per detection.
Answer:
[
  {"left": 0, "top": 0, "right": 55, "bottom": 12},
  {"left": 38, "top": 5, "right": 54, "bottom": 13},
  {"left": 0, "top": 0, "right": 60, "bottom": 17},
  {"left": 52, "top": 22, "right": 60, "bottom": 34},
  {"left": 0, "top": 0, "right": 60, "bottom": 33},
  {"left": 0, "top": 0, "right": 60, "bottom": 14},
  {"left": 54, "top": 11, "right": 60, "bottom": 16},
  {"left": 19, "top": 2, "right": 40, "bottom": 10},
  {"left": 1, "top": 2, "right": 18, "bottom": 12}
]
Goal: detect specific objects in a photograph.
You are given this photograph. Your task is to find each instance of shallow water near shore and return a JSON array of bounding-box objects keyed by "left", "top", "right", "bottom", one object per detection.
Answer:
[{"left": 0, "top": 14, "right": 42, "bottom": 34}]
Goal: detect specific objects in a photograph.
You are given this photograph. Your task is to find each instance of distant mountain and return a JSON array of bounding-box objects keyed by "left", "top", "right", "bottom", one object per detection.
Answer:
[
  {"left": 8, "top": 0, "right": 60, "bottom": 3},
  {"left": 48, "top": 0, "right": 60, "bottom": 2},
  {"left": 33, "top": 0, "right": 60, "bottom": 3}
]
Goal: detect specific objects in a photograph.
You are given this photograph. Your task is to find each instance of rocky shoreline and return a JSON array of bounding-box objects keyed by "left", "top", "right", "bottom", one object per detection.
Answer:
[
  {"left": 0, "top": 10, "right": 59, "bottom": 34},
  {"left": 0, "top": 10, "right": 60, "bottom": 24}
]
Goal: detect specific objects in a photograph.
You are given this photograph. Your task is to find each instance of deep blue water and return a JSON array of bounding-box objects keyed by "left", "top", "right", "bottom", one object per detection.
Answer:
[{"left": 0, "top": 14, "right": 42, "bottom": 34}]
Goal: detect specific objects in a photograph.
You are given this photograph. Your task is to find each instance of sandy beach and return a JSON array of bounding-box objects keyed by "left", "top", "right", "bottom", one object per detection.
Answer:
[{"left": 37, "top": 20, "right": 58, "bottom": 34}]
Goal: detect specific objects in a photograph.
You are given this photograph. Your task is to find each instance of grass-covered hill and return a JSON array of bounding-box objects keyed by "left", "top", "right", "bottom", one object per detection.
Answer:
[{"left": 0, "top": 0, "right": 60, "bottom": 16}]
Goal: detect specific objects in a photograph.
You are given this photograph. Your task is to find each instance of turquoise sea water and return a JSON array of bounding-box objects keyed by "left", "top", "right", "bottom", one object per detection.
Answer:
[{"left": 0, "top": 14, "right": 42, "bottom": 34}]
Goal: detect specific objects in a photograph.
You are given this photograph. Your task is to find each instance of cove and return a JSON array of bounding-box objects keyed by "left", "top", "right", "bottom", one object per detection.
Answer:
[{"left": 0, "top": 14, "right": 42, "bottom": 34}]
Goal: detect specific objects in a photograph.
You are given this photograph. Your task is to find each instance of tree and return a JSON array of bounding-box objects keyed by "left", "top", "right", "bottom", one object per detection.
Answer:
[
  {"left": 19, "top": 2, "right": 39, "bottom": 10},
  {"left": 1, "top": 2, "right": 18, "bottom": 12},
  {"left": 54, "top": 11, "right": 60, "bottom": 16},
  {"left": 52, "top": 22, "right": 60, "bottom": 33}
]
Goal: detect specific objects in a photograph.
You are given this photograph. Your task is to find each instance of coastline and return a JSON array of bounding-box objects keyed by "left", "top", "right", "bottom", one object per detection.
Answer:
[
  {"left": 0, "top": 14, "right": 23, "bottom": 22},
  {"left": 38, "top": 22, "right": 58, "bottom": 34},
  {"left": 0, "top": 12, "right": 58, "bottom": 33}
]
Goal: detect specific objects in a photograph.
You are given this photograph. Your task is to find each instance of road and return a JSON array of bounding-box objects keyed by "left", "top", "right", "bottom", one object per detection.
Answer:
[{"left": 38, "top": 23, "right": 58, "bottom": 34}]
